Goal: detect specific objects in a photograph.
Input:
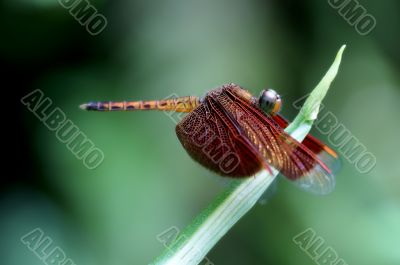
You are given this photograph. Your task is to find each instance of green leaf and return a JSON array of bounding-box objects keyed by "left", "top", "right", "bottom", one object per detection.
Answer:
[{"left": 151, "top": 45, "right": 346, "bottom": 265}]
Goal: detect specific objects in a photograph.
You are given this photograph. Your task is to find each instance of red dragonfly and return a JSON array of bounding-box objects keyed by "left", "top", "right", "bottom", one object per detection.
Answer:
[{"left": 81, "top": 83, "right": 340, "bottom": 194}]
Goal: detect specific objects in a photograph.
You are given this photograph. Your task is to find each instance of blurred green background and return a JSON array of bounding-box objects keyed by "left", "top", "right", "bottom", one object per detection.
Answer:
[{"left": 2, "top": 0, "right": 400, "bottom": 264}]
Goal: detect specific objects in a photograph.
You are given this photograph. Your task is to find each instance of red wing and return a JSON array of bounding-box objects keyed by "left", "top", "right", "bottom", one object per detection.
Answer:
[
  {"left": 175, "top": 99, "right": 267, "bottom": 178},
  {"left": 218, "top": 88, "right": 337, "bottom": 194},
  {"left": 272, "top": 114, "right": 341, "bottom": 176},
  {"left": 273, "top": 115, "right": 338, "bottom": 158}
]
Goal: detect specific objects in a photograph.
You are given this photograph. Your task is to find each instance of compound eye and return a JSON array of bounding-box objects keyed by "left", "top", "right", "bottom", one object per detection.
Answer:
[{"left": 258, "top": 89, "right": 282, "bottom": 115}]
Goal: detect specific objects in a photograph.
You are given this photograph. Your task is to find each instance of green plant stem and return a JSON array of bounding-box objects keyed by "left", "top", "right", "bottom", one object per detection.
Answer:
[{"left": 151, "top": 45, "right": 346, "bottom": 265}]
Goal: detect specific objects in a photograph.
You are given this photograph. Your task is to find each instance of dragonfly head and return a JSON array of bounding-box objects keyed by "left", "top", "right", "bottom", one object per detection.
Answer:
[{"left": 258, "top": 89, "right": 282, "bottom": 115}]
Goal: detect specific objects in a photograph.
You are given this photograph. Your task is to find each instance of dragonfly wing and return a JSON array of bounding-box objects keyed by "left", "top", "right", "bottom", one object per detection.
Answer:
[
  {"left": 272, "top": 114, "right": 341, "bottom": 176},
  {"left": 176, "top": 99, "right": 266, "bottom": 178},
  {"left": 218, "top": 87, "right": 337, "bottom": 194}
]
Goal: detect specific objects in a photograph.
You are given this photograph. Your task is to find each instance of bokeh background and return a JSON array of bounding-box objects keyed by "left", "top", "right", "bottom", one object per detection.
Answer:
[{"left": 2, "top": 0, "right": 400, "bottom": 264}]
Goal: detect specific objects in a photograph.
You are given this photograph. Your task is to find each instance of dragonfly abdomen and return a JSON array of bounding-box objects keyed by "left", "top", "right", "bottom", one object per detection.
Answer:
[{"left": 80, "top": 96, "right": 200, "bottom": 112}]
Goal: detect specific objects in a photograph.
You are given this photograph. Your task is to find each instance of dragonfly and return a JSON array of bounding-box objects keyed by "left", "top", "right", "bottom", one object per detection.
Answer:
[{"left": 80, "top": 83, "right": 340, "bottom": 194}]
